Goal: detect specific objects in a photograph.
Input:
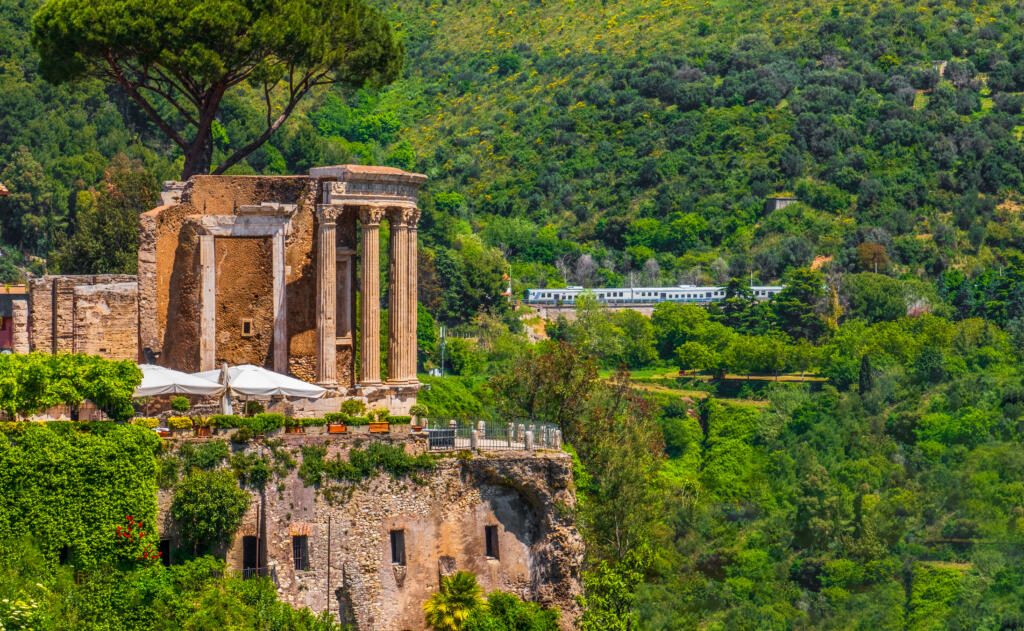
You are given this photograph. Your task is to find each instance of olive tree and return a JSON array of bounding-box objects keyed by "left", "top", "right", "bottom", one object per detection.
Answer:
[{"left": 33, "top": 0, "right": 403, "bottom": 178}]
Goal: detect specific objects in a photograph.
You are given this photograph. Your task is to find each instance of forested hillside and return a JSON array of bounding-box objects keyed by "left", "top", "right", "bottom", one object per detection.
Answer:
[{"left": 6, "top": 0, "right": 1024, "bottom": 316}]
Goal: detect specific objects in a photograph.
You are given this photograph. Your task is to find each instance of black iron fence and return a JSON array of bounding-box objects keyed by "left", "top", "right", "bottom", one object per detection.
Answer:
[{"left": 424, "top": 419, "right": 562, "bottom": 452}]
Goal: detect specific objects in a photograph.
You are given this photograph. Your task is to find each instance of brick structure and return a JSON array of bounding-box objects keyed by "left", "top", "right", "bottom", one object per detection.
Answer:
[{"left": 22, "top": 165, "right": 427, "bottom": 415}]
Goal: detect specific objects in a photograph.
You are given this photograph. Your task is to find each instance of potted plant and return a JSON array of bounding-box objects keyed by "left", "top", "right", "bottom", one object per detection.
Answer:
[
  {"left": 167, "top": 416, "right": 193, "bottom": 437},
  {"left": 194, "top": 416, "right": 212, "bottom": 437},
  {"left": 409, "top": 404, "right": 428, "bottom": 431},
  {"left": 285, "top": 416, "right": 304, "bottom": 434},
  {"left": 325, "top": 412, "right": 348, "bottom": 434},
  {"left": 368, "top": 407, "right": 390, "bottom": 434}
]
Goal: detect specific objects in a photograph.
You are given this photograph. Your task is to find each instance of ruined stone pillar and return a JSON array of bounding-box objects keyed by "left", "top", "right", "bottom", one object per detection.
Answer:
[
  {"left": 11, "top": 299, "right": 28, "bottom": 354},
  {"left": 359, "top": 206, "right": 385, "bottom": 386},
  {"left": 199, "top": 234, "right": 216, "bottom": 371},
  {"left": 387, "top": 207, "right": 413, "bottom": 385},
  {"left": 272, "top": 228, "right": 288, "bottom": 373},
  {"left": 316, "top": 205, "right": 341, "bottom": 385}
]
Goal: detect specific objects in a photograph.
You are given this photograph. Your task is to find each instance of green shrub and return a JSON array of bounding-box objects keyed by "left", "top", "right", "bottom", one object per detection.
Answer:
[
  {"left": 131, "top": 417, "right": 159, "bottom": 428},
  {"left": 167, "top": 416, "right": 193, "bottom": 430},
  {"left": 171, "top": 470, "right": 249, "bottom": 553},
  {"left": 284, "top": 416, "right": 302, "bottom": 428},
  {"left": 340, "top": 399, "right": 366, "bottom": 415},
  {"left": 170, "top": 396, "right": 190, "bottom": 413},
  {"left": 250, "top": 413, "right": 285, "bottom": 433},
  {"left": 303, "top": 416, "right": 327, "bottom": 426},
  {"left": 209, "top": 414, "right": 242, "bottom": 428},
  {"left": 409, "top": 403, "right": 429, "bottom": 417},
  {"left": 231, "top": 427, "right": 254, "bottom": 443},
  {"left": 388, "top": 415, "right": 412, "bottom": 424},
  {"left": 346, "top": 416, "right": 369, "bottom": 426},
  {"left": 244, "top": 400, "right": 265, "bottom": 415}
]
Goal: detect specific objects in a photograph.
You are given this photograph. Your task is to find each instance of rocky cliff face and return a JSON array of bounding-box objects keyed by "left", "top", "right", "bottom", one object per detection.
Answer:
[{"left": 158, "top": 437, "right": 583, "bottom": 630}]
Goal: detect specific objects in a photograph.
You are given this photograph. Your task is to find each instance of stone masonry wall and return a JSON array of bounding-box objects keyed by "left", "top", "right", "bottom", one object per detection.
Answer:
[
  {"left": 157, "top": 437, "right": 583, "bottom": 630},
  {"left": 72, "top": 282, "right": 139, "bottom": 359},
  {"left": 28, "top": 275, "right": 137, "bottom": 356}
]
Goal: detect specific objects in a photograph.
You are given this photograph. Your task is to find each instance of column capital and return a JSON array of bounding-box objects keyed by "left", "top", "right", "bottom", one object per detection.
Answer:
[
  {"left": 316, "top": 204, "right": 343, "bottom": 225},
  {"left": 358, "top": 206, "right": 387, "bottom": 226},
  {"left": 388, "top": 206, "right": 420, "bottom": 228}
]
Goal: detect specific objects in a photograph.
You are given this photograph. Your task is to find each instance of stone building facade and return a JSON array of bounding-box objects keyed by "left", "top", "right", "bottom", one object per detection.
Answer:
[
  {"left": 21, "top": 165, "right": 428, "bottom": 413},
  {"left": 156, "top": 438, "right": 583, "bottom": 630}
]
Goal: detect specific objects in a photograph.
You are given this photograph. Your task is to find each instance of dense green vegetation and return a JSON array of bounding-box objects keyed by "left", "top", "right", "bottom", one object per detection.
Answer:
[
  {"left": 10, "top": 0, "right": 1024, "bottom": 628},
  {"left": 7, "top": 0, "right": 1024, "bottom": 316}
]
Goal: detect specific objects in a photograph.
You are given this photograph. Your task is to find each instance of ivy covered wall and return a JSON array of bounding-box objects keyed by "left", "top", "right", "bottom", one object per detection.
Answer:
[{"left": 0, "top": 424, "right": 159, "bottom": 569}]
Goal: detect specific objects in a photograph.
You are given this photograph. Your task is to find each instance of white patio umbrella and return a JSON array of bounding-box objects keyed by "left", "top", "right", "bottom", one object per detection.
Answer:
[
  {"left": 134, "top": 364, "right": 226, "bottom": 398},
  {"left": 194, "top": 364, "right": 326, "bottom": 399}
]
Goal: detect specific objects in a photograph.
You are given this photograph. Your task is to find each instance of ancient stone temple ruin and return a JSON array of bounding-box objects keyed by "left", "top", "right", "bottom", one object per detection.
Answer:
[{"left": 19, "top": 165, "right": 428, "bottom": 413}]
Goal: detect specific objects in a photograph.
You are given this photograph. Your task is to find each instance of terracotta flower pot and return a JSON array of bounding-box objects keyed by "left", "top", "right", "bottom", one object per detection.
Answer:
[{"left": 327, "top": 424, "right": 347, "bottom": 434}]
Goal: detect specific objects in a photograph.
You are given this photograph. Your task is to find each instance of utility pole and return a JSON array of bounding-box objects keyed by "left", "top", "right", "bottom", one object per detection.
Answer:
[{"left": 439, "top": 325, "right": 447, "bottom": 377}]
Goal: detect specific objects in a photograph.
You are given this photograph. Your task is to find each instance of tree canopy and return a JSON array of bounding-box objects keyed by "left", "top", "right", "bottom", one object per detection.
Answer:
[{"left": 32, "top": 0, "right": 403, "bottom": 177}]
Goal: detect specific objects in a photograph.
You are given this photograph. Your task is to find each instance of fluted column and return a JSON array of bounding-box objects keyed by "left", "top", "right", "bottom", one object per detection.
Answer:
[
  {"left": 405, "top": 208, "right": 421, "bottom": 382},
  {"left": 387, "top": 207, "right": 412, "bottom": 384},
  {"left": 359, "top": 206, "right": 385, "bottom": 386},
  {"left": 316, "top": 205, "right": 341, "bottom": 385}
]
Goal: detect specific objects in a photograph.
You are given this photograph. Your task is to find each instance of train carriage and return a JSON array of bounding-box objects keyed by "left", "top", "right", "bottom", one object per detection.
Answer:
[{"left": 524, "top": 285, "right": 783, "bottom": 306}]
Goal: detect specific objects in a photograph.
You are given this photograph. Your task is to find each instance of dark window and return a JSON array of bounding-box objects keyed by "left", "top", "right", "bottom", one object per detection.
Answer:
[
  {"left": 390, "top": 530, "right": 406, "bottom": 566},
  {"left": 485, "top": 525, "right": 500, "bottom": 559},
  {"left": 159, "top": 539, "right": 171, "bottom": 566},
  {"left": 241, "top": 318, "right": 254, "bottom": 337},
  {"left": 293, "top": 535, "right": 309, "bottom": 571}
]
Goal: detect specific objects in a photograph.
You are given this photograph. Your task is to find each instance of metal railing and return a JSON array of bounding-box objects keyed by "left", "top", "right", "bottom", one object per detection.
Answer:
[
  {"left": 424, "top": 419, "right": 562, "bottom": 452},
  {"left": 241, "top": 567, "right": 278, "bottom": 585}
]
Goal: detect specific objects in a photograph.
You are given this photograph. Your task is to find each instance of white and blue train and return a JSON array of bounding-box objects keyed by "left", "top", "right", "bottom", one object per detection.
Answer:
[{"left": 524, "top": 285, "right": 784, "bottom": 306}]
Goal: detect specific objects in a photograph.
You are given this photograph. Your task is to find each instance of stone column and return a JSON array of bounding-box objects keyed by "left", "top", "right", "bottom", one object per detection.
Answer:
[
  {"left": 316, "top": 205, "right": 341, "bottom": 385},
  {"left": 11, "top": 299, "right": 28, "bottom": 354},
  {"left": 406, "top": 208, "right": 420, "bottom": 382},
  {"left": 387, "top": 207, "right": 411, "bottom": 384},
  {"left": 359, "top": 206, "right": 385, "bottom": 386},
  {"left": 272, "top": 228, "right": 287, "bottom": 373},
  {"left": 199, "top": 234, "right": 216, "bottom": 371}
]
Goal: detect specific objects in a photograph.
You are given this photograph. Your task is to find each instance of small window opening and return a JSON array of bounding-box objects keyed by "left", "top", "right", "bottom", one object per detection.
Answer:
[
  {"left": 59, "top": 545, "right": 71, "bottom": 565},
  {"left": 159, "top": 539, "right": 171, "bottom": 567},
  {"left": 241, "top": 318, "right": 254, "bottom": 338},
  {"left": 390, "top": 530, "right": 406, "bottom": 566},
  {"left": 293, "top": 535, "right": 310, "bottom": 571},
  {"left": 485, "top": 525, "right": 500, "bottom": 559}
]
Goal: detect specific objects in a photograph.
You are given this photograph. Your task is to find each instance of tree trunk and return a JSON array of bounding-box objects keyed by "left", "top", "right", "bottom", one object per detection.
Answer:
[{"left": 181, "top": 130, "right": 213, "bottom": 179}]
